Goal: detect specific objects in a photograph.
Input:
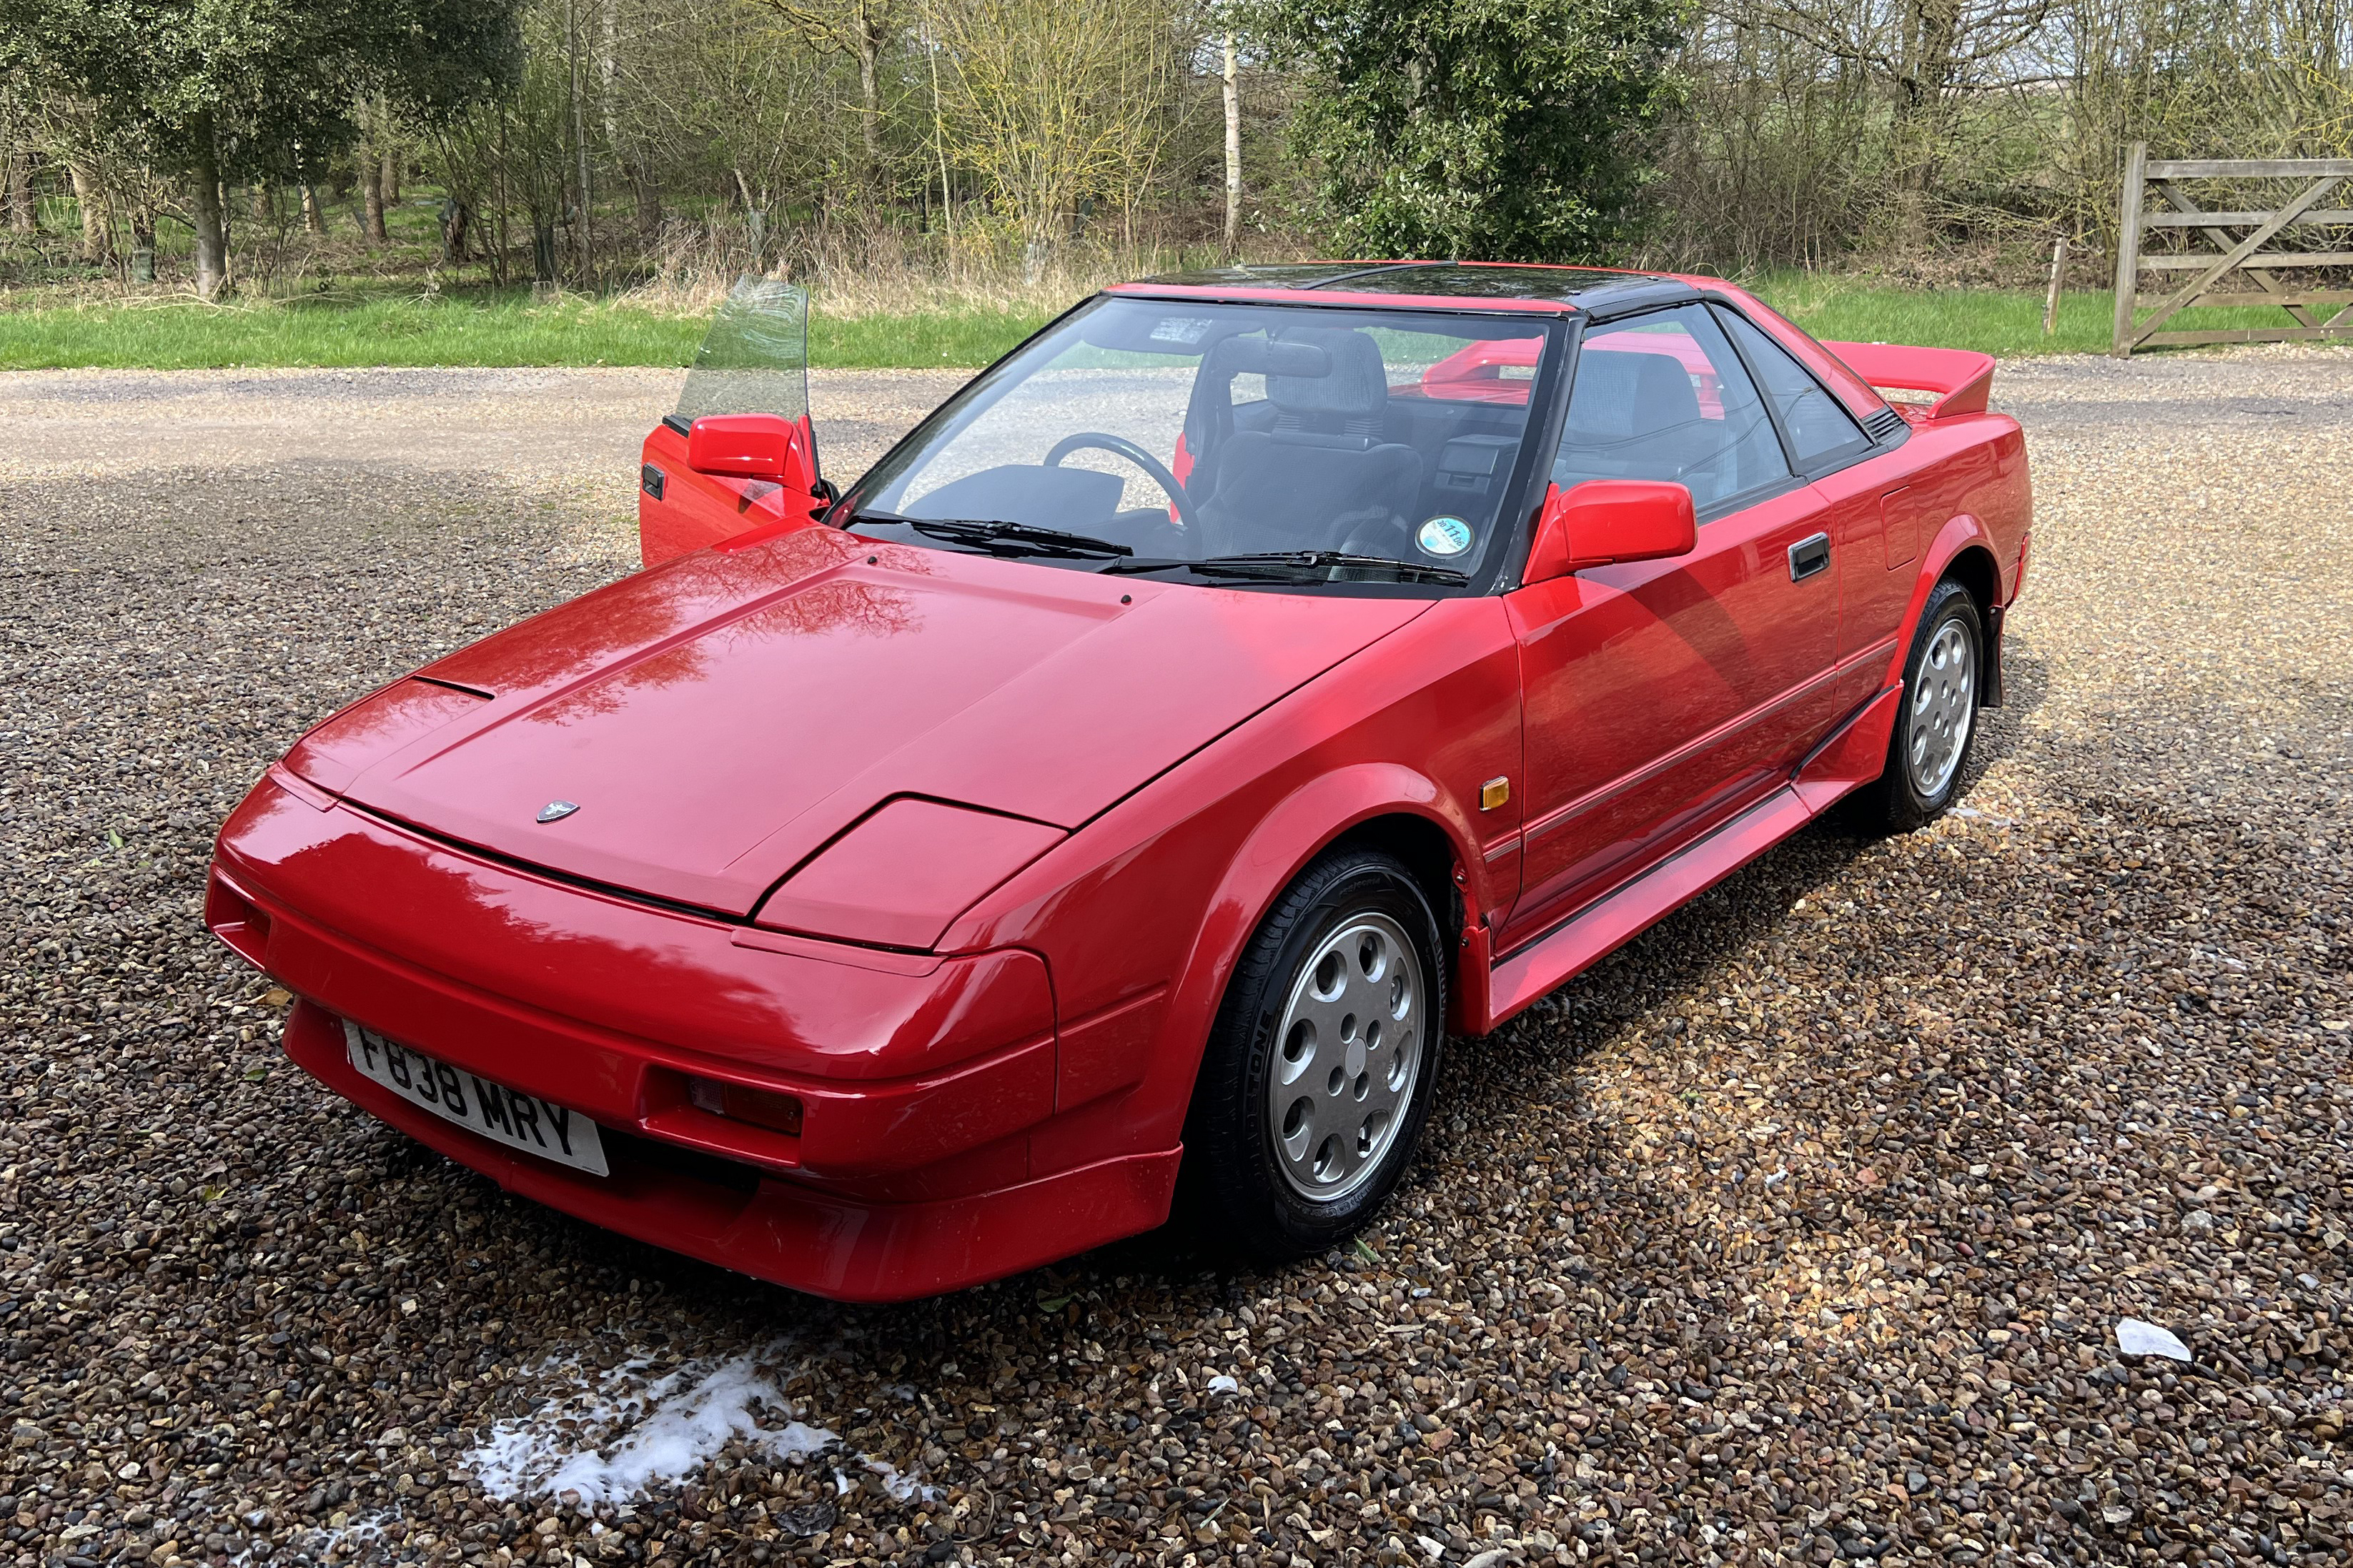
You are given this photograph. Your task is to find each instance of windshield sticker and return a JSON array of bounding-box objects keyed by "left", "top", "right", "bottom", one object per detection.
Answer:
[
  {"left": 1149, "top": 317, "right": 1215, "bottom": 346},
  {"left": 1417, "top": 516, "right": 1475, "bottom": 557}
]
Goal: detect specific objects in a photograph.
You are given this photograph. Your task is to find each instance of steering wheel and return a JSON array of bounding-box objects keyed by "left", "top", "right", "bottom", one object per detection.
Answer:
[{"left": 1044, "top": 432, "right": 1200, "bottom": 535}]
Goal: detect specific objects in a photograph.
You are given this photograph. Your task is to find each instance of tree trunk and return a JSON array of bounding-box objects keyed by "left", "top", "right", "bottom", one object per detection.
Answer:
[
  {"left": 250, "top": 183, "right": 269, "bottom": 222},
  {"left": 630, "top": 162, "right": 660, "bottom": 238},
  {"left": 360, "top": 154, "right": 387, "bottom": 244},
  {"left": 733, "top": 167, "right": 765, "bottom": 272},
  {"left": 7, "top": 145, "right": 34, "bottom": 234},
  {"left": 382, "top": 141, "right": 400, "bottom": 206},
  {"left": 599, "top": 0, "right": 621, "bottom": 148},
  {"left": 927, "top": 17, "right": 953, "bottom": 247},
  {"left": 129, "top": 205, "right": 155, "bottom": 282},
  {"left": 1222, "top": 34, "right": 1242, "bottom": 257},
  {"left": 301, "top": 183, "right": 324, "bottom": 234},
  {"left": 67, "top": 159, "right": 109, "bottom": 263},
  {"left": 568, "top": 0, "right": 594, "bottom": 287},
  {"left": 191, "top": 121, "right": 227, "bottom": 300},
  {"left": 858, "top": 29, "right": 883, "bottom": 194},
  {"left": 440, "top": 199, "right": 471, "bottom": 264}
]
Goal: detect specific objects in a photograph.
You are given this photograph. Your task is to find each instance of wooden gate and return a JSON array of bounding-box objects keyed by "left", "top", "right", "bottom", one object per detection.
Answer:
[{"left": 2110, "top": 142, "right": 2353, "bottom": 356}]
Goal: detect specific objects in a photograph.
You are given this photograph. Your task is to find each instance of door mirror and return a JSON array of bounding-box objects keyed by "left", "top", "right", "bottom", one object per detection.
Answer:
[
  {"left": 1523, "top": 480, "right": 1697, "bottom": 585},
  {"left": 687, "top": 412, "right": 821, "bottom": 497}
]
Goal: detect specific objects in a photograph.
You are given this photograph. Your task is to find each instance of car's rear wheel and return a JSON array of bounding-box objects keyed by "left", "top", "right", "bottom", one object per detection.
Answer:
[
  {"left": 1851, "top": 577, "right": 1982, "bottom": 833},
  {"left": 1184, "top": 848, "right": 1447, "bottom": 1261}
]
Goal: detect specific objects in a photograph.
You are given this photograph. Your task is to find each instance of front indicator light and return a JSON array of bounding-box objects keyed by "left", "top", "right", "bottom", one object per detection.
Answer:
[
  {"left": 206, "top": 871, "right": 273, "bottom": 971},
  {"left": 686, "top": 1076, "right": 803, "bottom": 1138}
]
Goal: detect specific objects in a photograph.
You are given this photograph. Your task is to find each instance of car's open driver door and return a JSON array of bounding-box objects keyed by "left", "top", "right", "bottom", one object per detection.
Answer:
[{"left": 638, "top": 279, "right": 826, "bottom": 566}]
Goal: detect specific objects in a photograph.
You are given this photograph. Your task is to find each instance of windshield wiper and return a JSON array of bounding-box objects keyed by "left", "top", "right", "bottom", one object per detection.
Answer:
[
  {"left": 851, "top": 513, "right": 1133, "bottom": 559},
  {"left": 1104, "top": 550, "right": 1467, "bottom": 586}
]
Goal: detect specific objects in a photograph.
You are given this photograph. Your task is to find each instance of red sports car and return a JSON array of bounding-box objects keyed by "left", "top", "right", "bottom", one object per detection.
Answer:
[{"left": 209, "top": 263, "right": 2028, "bottom": 1302}]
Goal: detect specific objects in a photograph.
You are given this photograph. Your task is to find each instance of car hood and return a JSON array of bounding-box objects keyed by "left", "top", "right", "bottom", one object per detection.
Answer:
[{"left": 317, "top": 525, "right": 1430, "bottom": 916}]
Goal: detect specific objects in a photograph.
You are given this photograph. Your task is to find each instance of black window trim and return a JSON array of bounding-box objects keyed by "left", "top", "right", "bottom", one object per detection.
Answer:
[
  {"left": 1700, "top": 294, "right": 1906, "bottom": 482},
  {"left": 1548, "top": 301, "right": 1815, "bottom": 532}
]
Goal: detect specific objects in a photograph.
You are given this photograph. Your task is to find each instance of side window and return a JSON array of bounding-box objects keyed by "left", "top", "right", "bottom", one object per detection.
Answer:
[
  {"left": 1715, "top": 307, "right": 1873, "bottom": 470},
  {"left": 1553, "top": 304, "right": 1790, "bottom": 514}
]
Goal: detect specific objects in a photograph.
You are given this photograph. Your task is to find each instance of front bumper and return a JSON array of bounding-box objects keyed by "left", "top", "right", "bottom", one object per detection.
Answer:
[{"left": 209, "top": 770, "right": 1179, "bottom": 1301}]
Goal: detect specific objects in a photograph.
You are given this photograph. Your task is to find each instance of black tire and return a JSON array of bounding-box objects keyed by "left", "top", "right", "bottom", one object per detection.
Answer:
[
  {"left": 1182, "top": 848, "right": 1448, "bottom": 1262},
  {"left": 1849, "top": 577, "right": 1983, "bottom": 835}
]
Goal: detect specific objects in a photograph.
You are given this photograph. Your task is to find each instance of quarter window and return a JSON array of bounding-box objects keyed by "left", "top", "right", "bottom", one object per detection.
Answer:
[
  {"left": 1715, "top": 307, "right": 1873, "bottom": 470},
  {"left": 1553, "top": 305, "right": 1790, "bottom": 513}
]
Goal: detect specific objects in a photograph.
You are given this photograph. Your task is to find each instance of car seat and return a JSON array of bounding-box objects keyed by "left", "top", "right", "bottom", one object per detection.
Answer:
[
  {"left": 1553, "top": 349, "right": 1710, "bottom": 487},
  {"left": 1195, "top": 329, "right": 1425, "bottom": 555}
]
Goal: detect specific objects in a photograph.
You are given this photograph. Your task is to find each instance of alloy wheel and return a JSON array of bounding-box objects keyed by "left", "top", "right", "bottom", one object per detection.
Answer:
[
  {"left": 1907, "top": 618, "right": 1975, "bottom": 798},
  {"left": 1264, "top": 911, "right": 1427, "bottom": 1201}
]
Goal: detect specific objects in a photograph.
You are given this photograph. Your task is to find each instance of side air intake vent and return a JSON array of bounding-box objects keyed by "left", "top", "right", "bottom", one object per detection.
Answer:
[{"left": 1863, "top": 406, "right": 1908, "bottom": 442}]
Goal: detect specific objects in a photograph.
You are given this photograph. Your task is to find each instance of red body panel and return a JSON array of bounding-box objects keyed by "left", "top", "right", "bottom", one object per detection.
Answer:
[
  {"left": 212, "top": 264, "right": 2031, "bottom": 1301},
  {"left": 638, "top": 421, "right": 816, "bottom": 567},
  {"left": 1821, "top": 341, "right": 1998, "bottom": 421},
  {"left": 305, "top": 526, "right": 1423, "bottom": 916}
]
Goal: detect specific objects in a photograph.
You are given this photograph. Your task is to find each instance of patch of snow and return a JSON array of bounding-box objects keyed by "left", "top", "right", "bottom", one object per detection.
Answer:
[{"left": 465, "top": 1351, "right": 838, "bottom": 1504}]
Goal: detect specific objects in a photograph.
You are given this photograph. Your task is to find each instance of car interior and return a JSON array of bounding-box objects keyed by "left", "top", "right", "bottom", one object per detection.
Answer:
[
  {"left": 1179, "top": 326, "right": 1539, "bottom": 562},
  {"left": 1550, "top": 311, "right": 1793, "bottom": 512},
  {"left": 863, "top": 304, "right": 1556, "bottom": 575}
]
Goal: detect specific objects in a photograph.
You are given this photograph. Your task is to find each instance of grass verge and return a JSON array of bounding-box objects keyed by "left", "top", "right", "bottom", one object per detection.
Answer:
[
  {"left": 0, "top": 273, "right": 2339, "bottom": 370},
  {"left": 1754, "top": 271, "right": 2332, "bottom": 358},
  {"left": 0, "top": 287, "right": 1051, "bottom": 372}
]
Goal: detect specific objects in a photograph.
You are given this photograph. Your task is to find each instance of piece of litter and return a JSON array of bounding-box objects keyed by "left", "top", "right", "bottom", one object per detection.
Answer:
[
  {"left": 1206, "top": 1374, "right": 1239, "bottom": 1395},
  {"left": 2116, "top": 1319, "right": 2192, "bottom": 1361}
]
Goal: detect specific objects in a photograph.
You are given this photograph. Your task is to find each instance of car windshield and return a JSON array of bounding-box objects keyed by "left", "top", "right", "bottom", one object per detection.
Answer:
[{"left": 838, "top": 296, "right": 1562, "bottom": 587}]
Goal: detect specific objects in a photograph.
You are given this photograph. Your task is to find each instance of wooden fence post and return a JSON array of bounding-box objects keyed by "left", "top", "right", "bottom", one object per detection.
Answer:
[
  {"left": 2044, "top": 235, "right": 2068, "bottom": 336},
  {"left": 2111, "top": 142, "right": 2147, "bottom": 357}
]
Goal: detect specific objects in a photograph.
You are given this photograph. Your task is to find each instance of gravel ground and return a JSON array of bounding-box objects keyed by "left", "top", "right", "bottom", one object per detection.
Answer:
[{"left": 2, "top": 349, "right": 2351, "bottom": 1568}]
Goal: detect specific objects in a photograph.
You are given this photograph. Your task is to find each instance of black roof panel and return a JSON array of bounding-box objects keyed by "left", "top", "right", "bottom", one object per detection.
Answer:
[{"left": 1132, "top": 260, "right": 1676, "bottom": 305}]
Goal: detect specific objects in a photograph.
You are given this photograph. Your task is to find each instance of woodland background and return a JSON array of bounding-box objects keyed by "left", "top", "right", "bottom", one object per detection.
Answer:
[{"left": 2, "top": 0, "right": 2353, "bottom": 344}]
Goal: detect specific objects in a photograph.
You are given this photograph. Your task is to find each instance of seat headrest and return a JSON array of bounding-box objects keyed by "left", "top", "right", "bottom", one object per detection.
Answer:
[
  {"left": 1204, "top": 337, "right": 1331, "bottom": 379},
  {"left": 1568, "top": 348, "right": 1702, "bottom": 441},
  {"left": 1267, "top": 328, "right": 1390, "bottom": 420}
]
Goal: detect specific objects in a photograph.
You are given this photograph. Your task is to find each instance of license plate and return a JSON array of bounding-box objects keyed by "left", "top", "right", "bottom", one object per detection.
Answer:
[{"left": 342, "top": 1020, "right": 609, "bottom": 1176}]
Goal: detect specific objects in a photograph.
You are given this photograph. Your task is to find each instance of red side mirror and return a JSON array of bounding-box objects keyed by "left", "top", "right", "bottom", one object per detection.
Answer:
[
  {"left": 1523, "top": 480, "right": 1698, "bottom": 585},
  {"left": 686, "top": 412, "right": 821, "bottom": 497}
]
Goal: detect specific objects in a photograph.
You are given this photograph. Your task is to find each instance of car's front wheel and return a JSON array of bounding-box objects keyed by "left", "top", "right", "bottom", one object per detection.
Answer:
[{"left": 1184, "top": 847, "right": 1447, "bottom": 1261}]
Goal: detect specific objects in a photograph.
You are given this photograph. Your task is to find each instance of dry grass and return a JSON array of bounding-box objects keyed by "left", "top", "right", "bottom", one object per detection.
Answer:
[{"left": 612, "top": 214, "right": 1301, "bottom": 320}]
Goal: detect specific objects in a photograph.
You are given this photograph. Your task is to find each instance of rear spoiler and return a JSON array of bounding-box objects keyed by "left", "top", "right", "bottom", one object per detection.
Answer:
[{"left": 1820, "top": 341, "right": 1996, "bottom": 421}]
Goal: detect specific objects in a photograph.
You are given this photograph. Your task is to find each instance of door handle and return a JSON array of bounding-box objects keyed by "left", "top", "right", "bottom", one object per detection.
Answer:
[{"left": 1788, "top": 532, "right": 1831, "bottom": 582}]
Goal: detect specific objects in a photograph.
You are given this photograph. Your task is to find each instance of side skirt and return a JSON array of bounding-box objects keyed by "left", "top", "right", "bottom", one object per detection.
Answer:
[{"left": 1465, "top": 684, "right": 1903, "bottom": 1033}]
